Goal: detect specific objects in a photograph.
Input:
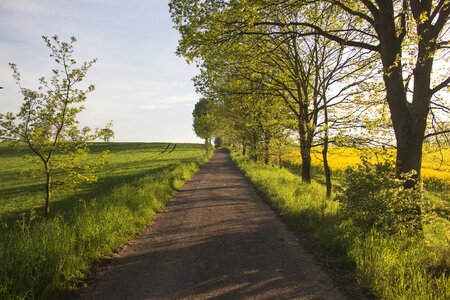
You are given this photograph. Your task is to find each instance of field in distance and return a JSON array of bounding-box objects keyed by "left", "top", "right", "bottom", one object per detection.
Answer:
[
  {"left": 281, "top": 146, "right": 450, "bottom": 215},
  {"left": 283, "top": 146, "right": 450, "bottom": 184}
]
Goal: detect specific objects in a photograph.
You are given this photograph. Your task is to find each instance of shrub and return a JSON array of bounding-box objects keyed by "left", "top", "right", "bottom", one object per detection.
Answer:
[{"left": 338, "top": 155, "right": 424, "bottom": 235}]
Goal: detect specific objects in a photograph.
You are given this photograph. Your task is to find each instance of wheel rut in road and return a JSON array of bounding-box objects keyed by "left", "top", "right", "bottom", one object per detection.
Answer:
[{"left": 82, "top": 149, "right": 346, "bottom": 299}]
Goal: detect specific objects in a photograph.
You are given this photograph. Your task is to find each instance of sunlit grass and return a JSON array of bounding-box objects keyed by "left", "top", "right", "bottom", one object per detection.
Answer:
[
  {"left": 231, "top": 151, "right": 450, "bottom": 299},
  {"left": 0, "top": 142, "right": 211, "bottom": 299},
  {"left": 0, "top": 142, "right": 206, "bottom": 220}
]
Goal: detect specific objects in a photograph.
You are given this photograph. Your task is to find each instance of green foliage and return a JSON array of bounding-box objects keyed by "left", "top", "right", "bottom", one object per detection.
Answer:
[
  {"left": 99, "top": 120, "right": 115, "bottom": 143},
  {"left": 0, "top": 36, "right": 107, "bottom": 217},
  {"left": 339, "top": 155, "right": 425, "bottom": 235},
  {"left": 231, "top": 150, "right": 450, "bottom": 300},
  {"left": 214, "top": 136, "right": 223, "bottom": 148},
  {"left": 170, "top": 0, "right": 450, "bottom": 189},
  {"left": 0, "top": 143, "right": 211, "bottom": 299},
  {"left": 170, "top": 0, "right": 383, "bottom": 184},
  {"left": 192, "top": 98, "right": 217, "bottom": 144}
]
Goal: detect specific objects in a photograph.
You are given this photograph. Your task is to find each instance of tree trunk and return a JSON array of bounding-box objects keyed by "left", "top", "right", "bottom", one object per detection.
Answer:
[
  {"left": 377, "top": 3, "right": 431, "bottom": 186},
  {"left": 381, "top": 63, "right": 429, "bottom": 185},
  {"left": 264, "top": 135, "right": 270, "bottom": 165},
  {"left": 322, "top": 147, "right": 331, "bottom": 198},
  {"left": 322, "top": 107, "right": 332, "bottom": 198},
  {"left": 298, "top": 118, "right": 312, "bottom": 183},
  {"left": 294, "top": 87, "right": 313, "bottom": 183},
  {"left": 300, "top": 144, "right": 312, "bottom": 183},
  {"left": 44, "top": 170, "right": 51, "bottom": 218},
  {"left": 242, "top": 145, "right": 246, "bottom": 156},
  {"left": 251, "top": 134, "right": 258, "bottom": 162},
  {"left": 395, "top": 118, "right": 427, "bottom": 182},
  {"left": 278, "top": 151, "right": 282, "bottom": 168},
  {"left": 252, "top": 143, "right": 258, "bottom": 162}
]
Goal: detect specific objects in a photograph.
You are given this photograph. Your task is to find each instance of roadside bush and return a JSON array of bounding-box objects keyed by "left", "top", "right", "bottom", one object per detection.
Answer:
[{"left": 338, "top": 156, "right": 424, "bottom": 235}]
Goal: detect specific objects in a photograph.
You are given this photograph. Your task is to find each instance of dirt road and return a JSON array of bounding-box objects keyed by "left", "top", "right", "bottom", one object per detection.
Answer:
[{"left": 82, "top": 150, "right": 346, "bottom": 299}]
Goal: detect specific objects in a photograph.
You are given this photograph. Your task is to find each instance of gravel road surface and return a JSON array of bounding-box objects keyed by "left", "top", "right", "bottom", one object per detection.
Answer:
[{"left": 82, "top": 149, "right": 346, "bottom": 299}]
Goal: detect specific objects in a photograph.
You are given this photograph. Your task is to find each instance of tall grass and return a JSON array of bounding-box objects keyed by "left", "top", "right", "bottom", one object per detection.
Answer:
[
  {"left": 231, "top": 151, "right": 450, "bottom": 299},
  {"left": 0, "top": 143, "right": 211, "bottom": 299}
]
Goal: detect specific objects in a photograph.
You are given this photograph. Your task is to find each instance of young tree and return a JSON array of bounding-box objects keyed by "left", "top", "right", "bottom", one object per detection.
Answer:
[{"left": 0, "top": 36, "right": 108, "bottom": 217}]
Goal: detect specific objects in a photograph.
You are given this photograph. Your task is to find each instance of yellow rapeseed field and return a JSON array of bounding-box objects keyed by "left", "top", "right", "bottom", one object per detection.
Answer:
[{"left": 282, "top": 146, "right": 450, "bottom": 185}]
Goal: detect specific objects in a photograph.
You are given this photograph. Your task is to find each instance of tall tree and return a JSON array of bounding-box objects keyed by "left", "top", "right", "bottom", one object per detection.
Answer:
[
  {"left": 192, "top": 97, "right": 217, "bottom": 147},
  {"left": 171, "top": 0, "right": 450, "bottom": 186},
  {"left": 191, "top": 38, "right": 295, "bottom": 164},
  {"left": 241, "top": 0, "right": 450, "bottom": 183},
  {"left": 170, "top": 0, "right": 380, "bottom": 185}
]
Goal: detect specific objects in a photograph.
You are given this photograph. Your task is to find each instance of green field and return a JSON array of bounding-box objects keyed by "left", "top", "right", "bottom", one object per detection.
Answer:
[
  {"left": 0, "top": 142, "right": 210, "bottom": 299},
  {"left": 0, "top": 142, "right": 205, "bottom": 221}
]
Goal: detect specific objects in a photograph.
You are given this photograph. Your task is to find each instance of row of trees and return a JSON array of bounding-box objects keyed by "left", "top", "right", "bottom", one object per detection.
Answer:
[{"left": 173, "top": 0, "right": 450, "bottom": 195}]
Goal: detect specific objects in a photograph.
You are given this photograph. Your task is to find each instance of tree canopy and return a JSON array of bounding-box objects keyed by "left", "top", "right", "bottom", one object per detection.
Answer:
[{"left": 171, "top": 0, "right": 450, "bottom": 188}]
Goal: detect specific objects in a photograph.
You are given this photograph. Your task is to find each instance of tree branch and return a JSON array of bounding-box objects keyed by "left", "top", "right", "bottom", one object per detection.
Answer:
[
  {"left": 424, "top": 129, "right": 450, "bottom": 140},
  {"left": 253, "top": 21, "right": 380, "bottom": 52},
  {"left": 430, "top": 74, "right": 450, "bottom": 94},
  {"left": 330, "top": 0, "right": 376, "bottom": 26}
]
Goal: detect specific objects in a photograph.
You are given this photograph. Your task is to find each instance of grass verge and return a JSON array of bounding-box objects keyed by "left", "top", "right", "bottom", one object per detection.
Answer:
[
  {"left": 231, "top": 151, "right": 450, "bottom": 300},
  {"left": 0, "top": 143, "right": 212, "bottom": 299}
]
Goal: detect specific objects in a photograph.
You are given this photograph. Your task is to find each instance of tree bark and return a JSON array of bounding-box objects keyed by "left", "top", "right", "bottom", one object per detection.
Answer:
[
  {"left": 298, "top": 118, "right": 312, "bottom": 183},
  {"left": 300, "top": 143, "right": 312, "bottom": 183},
  {"left": 322, "top": 107, "right": 332, "bottom": 198},
  {"left": 264, "top": 134, "right": 270, "bottom": 165},
  {"left": 376, "top": 3, "right": 431, "bottom": 183},
  {"left": 251, "top": 133, "right": 258, "bottom": 162},
  {"left": 44, "top": 169, "right": 51, "bottom": 218}
]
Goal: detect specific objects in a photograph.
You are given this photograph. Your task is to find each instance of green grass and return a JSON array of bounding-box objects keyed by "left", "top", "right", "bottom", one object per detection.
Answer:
[
  {"left": 231, "top": 151, "right": 450, "bottom": 300},
  {"left": 0, "top": 142, "right": 212, "bottom": 299},
  {"left": 0, "top": 142, "right": 204, "bottom": 220}
]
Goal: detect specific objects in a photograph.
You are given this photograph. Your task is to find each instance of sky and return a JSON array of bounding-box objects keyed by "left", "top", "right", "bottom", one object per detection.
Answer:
[{"left": 0, "top": 0, "right": 203, "bottom": 143}]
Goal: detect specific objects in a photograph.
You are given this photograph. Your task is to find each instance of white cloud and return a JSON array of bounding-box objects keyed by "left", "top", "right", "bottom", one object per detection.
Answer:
[
  {"left": 0, "top": 1, "right": 45, "bottom": 14},
  {"left": 140, "top": 93, "right": 198, "bottom": 110}
]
